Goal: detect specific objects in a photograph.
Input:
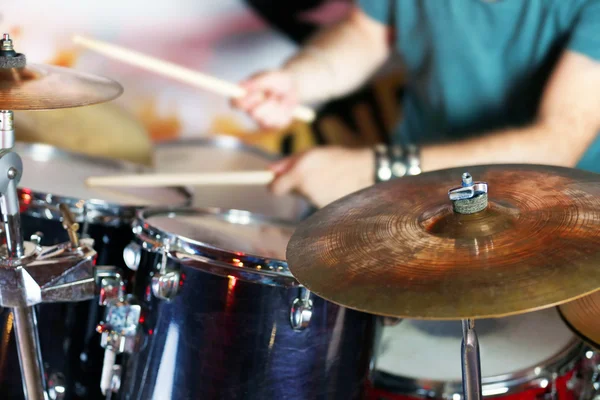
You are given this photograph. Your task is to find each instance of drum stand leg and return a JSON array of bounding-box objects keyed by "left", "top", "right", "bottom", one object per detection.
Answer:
[{"left": 461, "top": 319, "right": 482, "bottom": 400}]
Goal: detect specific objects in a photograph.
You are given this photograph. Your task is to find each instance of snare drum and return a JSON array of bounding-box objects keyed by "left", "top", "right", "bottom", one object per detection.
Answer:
[
  {"left": 0, "top": 143, "right": 190, "bottom": 400},
  {"left": 369, "top": 308, "right": 589, "bottom": 400},
  {"left": 115, "top": 207, "right": 378, "bottom": 399},
  {"left": 154, "top": 136, "right": 311, "bottom": 220}
]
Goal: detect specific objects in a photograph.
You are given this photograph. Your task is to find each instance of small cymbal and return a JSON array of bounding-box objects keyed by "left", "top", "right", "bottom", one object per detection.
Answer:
[
  {"left": 0, "top": 64, "right": 122, "bottom": 110},
  {"left": 559, "top": 292, "right": 600, "bottom": 350},
  {"left": 286, "top": 164, "right": 600, "bottom": 320}
]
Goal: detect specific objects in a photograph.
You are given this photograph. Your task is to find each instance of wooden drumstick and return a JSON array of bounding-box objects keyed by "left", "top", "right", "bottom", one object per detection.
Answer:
[
  {"left": 72, "top": 35, "right": 316, "bottom": 123},
  {"left": 85, "top": 171, "right": 275, "bottom": 188}
]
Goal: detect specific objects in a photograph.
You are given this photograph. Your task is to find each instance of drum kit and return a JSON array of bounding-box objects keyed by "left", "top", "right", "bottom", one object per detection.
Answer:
[{"left": 0, "top": 32, "right": 599, "bottom": 400}]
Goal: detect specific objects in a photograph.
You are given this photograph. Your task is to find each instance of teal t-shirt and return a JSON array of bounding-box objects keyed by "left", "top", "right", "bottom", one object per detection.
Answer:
[{"left": 358, "top": 0, "right": 600, "bottom": 172}]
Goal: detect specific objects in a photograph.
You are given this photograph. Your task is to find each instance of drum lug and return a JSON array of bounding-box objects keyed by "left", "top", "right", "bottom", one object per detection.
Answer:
[
  {"left": 290, "top": 288, "right": 313, "bottom": 331},
  {"left": 151, "top": 270, "right": 181, "bottom": 301},
  {"left": 123, "top": 242, "right": 141, "bottom": 271},
  {"left": 95, "top": 265, "right": 125, "bottom": 306}
]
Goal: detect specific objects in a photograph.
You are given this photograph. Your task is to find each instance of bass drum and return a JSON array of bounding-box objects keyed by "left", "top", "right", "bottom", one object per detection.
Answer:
[
  {"left": 369, "top": 308, "right": 595, "bottom": 400},
  {"left": 0, "top": 143, "right": 190, "bottom": 400},
  {"left": 154, "top": 136, "right": 311, "bottom": 221}
]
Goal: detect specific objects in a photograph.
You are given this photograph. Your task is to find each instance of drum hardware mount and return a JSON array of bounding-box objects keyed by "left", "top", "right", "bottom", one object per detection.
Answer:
[
  {"left": 97, "top": 294, "right": 142, "bottom": 396},
  {"left": 448, "top": 173, "right": 489, "bottom": 214},
  {"left": 290, "top": 287, "right": 313, "bottom": 331}
]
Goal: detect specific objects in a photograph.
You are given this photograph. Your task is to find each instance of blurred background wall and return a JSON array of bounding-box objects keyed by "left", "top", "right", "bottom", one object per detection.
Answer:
[{"left": 0, "top": 0, "right": 404, "bottom": 157}]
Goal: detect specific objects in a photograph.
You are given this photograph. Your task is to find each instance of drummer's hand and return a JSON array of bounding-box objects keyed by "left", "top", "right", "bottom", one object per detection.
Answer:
[
  {"left": 269, "top": 146, "right": 374, "bottom": 208},
  {"left": 231, "top": 70, "right": 299, "bottom": 129}
]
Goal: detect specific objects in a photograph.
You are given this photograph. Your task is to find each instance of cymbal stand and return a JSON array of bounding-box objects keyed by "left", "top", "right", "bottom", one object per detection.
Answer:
[
  {"left": 461, "top": 319, "right": 482, "bottom": 400},
  {"left": 449, "top": 173, "right": 488, "bottom": 400}
]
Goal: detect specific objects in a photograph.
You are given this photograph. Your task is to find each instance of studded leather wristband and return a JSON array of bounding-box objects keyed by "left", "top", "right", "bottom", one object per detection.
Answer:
[{"left": 375, "top": 144, "right": 421, "bottom": 182}]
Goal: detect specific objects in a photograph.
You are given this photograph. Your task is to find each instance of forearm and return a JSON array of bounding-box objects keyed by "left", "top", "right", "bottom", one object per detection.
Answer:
[
  {"left": 283, "top": 7, "right": 389, "bottom": 104},
  {"left": 420, "top": 122, "right": 594, "bottom": 172}
]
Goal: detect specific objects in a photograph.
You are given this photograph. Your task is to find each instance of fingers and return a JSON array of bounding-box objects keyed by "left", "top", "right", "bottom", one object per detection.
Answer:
[
  {"left": 233, "top": 90, "right": 264, "bottom": 110},
  {"left": 269, "top": 154, "right": 304, "bottom": 196},
  {"left": 250, "top": 93, "right": 294, "bottom": 129},
  {"left": 270, "top": 172, "right": 299, "bottom": 197},
  {"left": 270, "top": 153, "right": 301, "bottom": 175},
  {"left": 231, "top": 71, "right": 297, "bottom": 129}
]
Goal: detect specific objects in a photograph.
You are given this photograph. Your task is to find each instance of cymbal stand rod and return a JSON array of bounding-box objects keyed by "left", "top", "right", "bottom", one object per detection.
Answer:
[
  {"left": 13, "top": 306, "right": 48, "bottom": 400},
  {"left": 461, "top": 319, "right": 482, "bottom": 400},
  {"left": 0, "top": 109, "right": 47, "bottom": 399},
  {"left": 0, "top": 110, "right": 23, "bottom": 257}
]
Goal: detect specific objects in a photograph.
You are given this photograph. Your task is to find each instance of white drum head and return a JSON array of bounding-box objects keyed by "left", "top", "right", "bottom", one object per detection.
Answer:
[
  {"left": 16, "top": 142, "right": 187, "bottom": 206},
  {"left": 377, "top": 308, "right": 576, "bottom": 382},
  {"left": 154, "top": 137, "right": 310, "bottom": 220},
  {"left": 145, "top": 210, "right": 294, "bottom": 260}
]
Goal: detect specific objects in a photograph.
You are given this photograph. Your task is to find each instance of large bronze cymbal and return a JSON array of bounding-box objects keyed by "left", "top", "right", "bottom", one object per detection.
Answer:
[
  {"left": 286, "top": 164, "right": 600, "bottom": 320},
  {"left": 558, "top": 292, "right": 600, "bottom": 350},
  {"left": 0, "top": 64, "right": 122, "bottom": 110}
]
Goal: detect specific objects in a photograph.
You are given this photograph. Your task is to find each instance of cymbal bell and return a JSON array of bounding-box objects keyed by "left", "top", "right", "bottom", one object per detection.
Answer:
[
  {"left": 286, "top": 164, "right": 600, "bottom": 320},
  {"left": 0, "top": 64, "right": 122, "bottom": 110}
]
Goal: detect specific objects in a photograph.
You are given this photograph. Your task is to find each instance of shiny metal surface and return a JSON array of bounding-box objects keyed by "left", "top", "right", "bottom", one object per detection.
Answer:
[
  {"left": 290, "top": 289, "right": 313, "bottom": 331},
  {"left": 96, "top": 266, "right": 125, "bottom": 307},
  {"left": 0, "top": 64, "right": 122, "bottom": 110},
  {"left": 122, "top": 243, "right": 141, "bottom": 271},
  {"left": 97, "top": 297, "right": 141, "bottom": 395},
  {"left": 461, "top": 320, "right": 482, "bottom": 400},
  {"left": 0, "top": 149, "right": 25, "bottom": 258},
  {"left": 3, "top": 211, "right": 25, "bottom": 258},
  {"left": 135, "top": 207, "right": 297, "bottom": 287},
  {"left": 151, "top": 271, "right": 180, "bottom": 301},
  {"left": 287, "top": 164, "right": 600, "bottom": 320},
  {"left": 447, "top": 174, "right": 488, "bottom": 202},
  {"left": 0, "top": 110, "right": 15, "bottom": 149},
  {"left": 154, "top": 136, "right": 311, "bottom": 221},
  {"left": 12, "top": 305, "right": 47, "bottom": 400},
  {"left": 1, "top": 33, "right": 15, "bottom": 52}
]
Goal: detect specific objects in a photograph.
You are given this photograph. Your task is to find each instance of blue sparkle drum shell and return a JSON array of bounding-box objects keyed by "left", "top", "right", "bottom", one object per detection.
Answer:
[{"left": 119, "top": 207, "right": 379, "bottom": 400}]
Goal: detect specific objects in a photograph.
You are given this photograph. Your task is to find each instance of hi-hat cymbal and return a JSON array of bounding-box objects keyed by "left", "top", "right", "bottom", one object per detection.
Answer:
[
  {"left": 558, "top": 291, "right": 600, "bottom": 350},
  {"left": 0, "top": 64, "right": 122, "bottom": 110},
  {"left": 286, "top": 164, "right": 600, "bottom": 320}
]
